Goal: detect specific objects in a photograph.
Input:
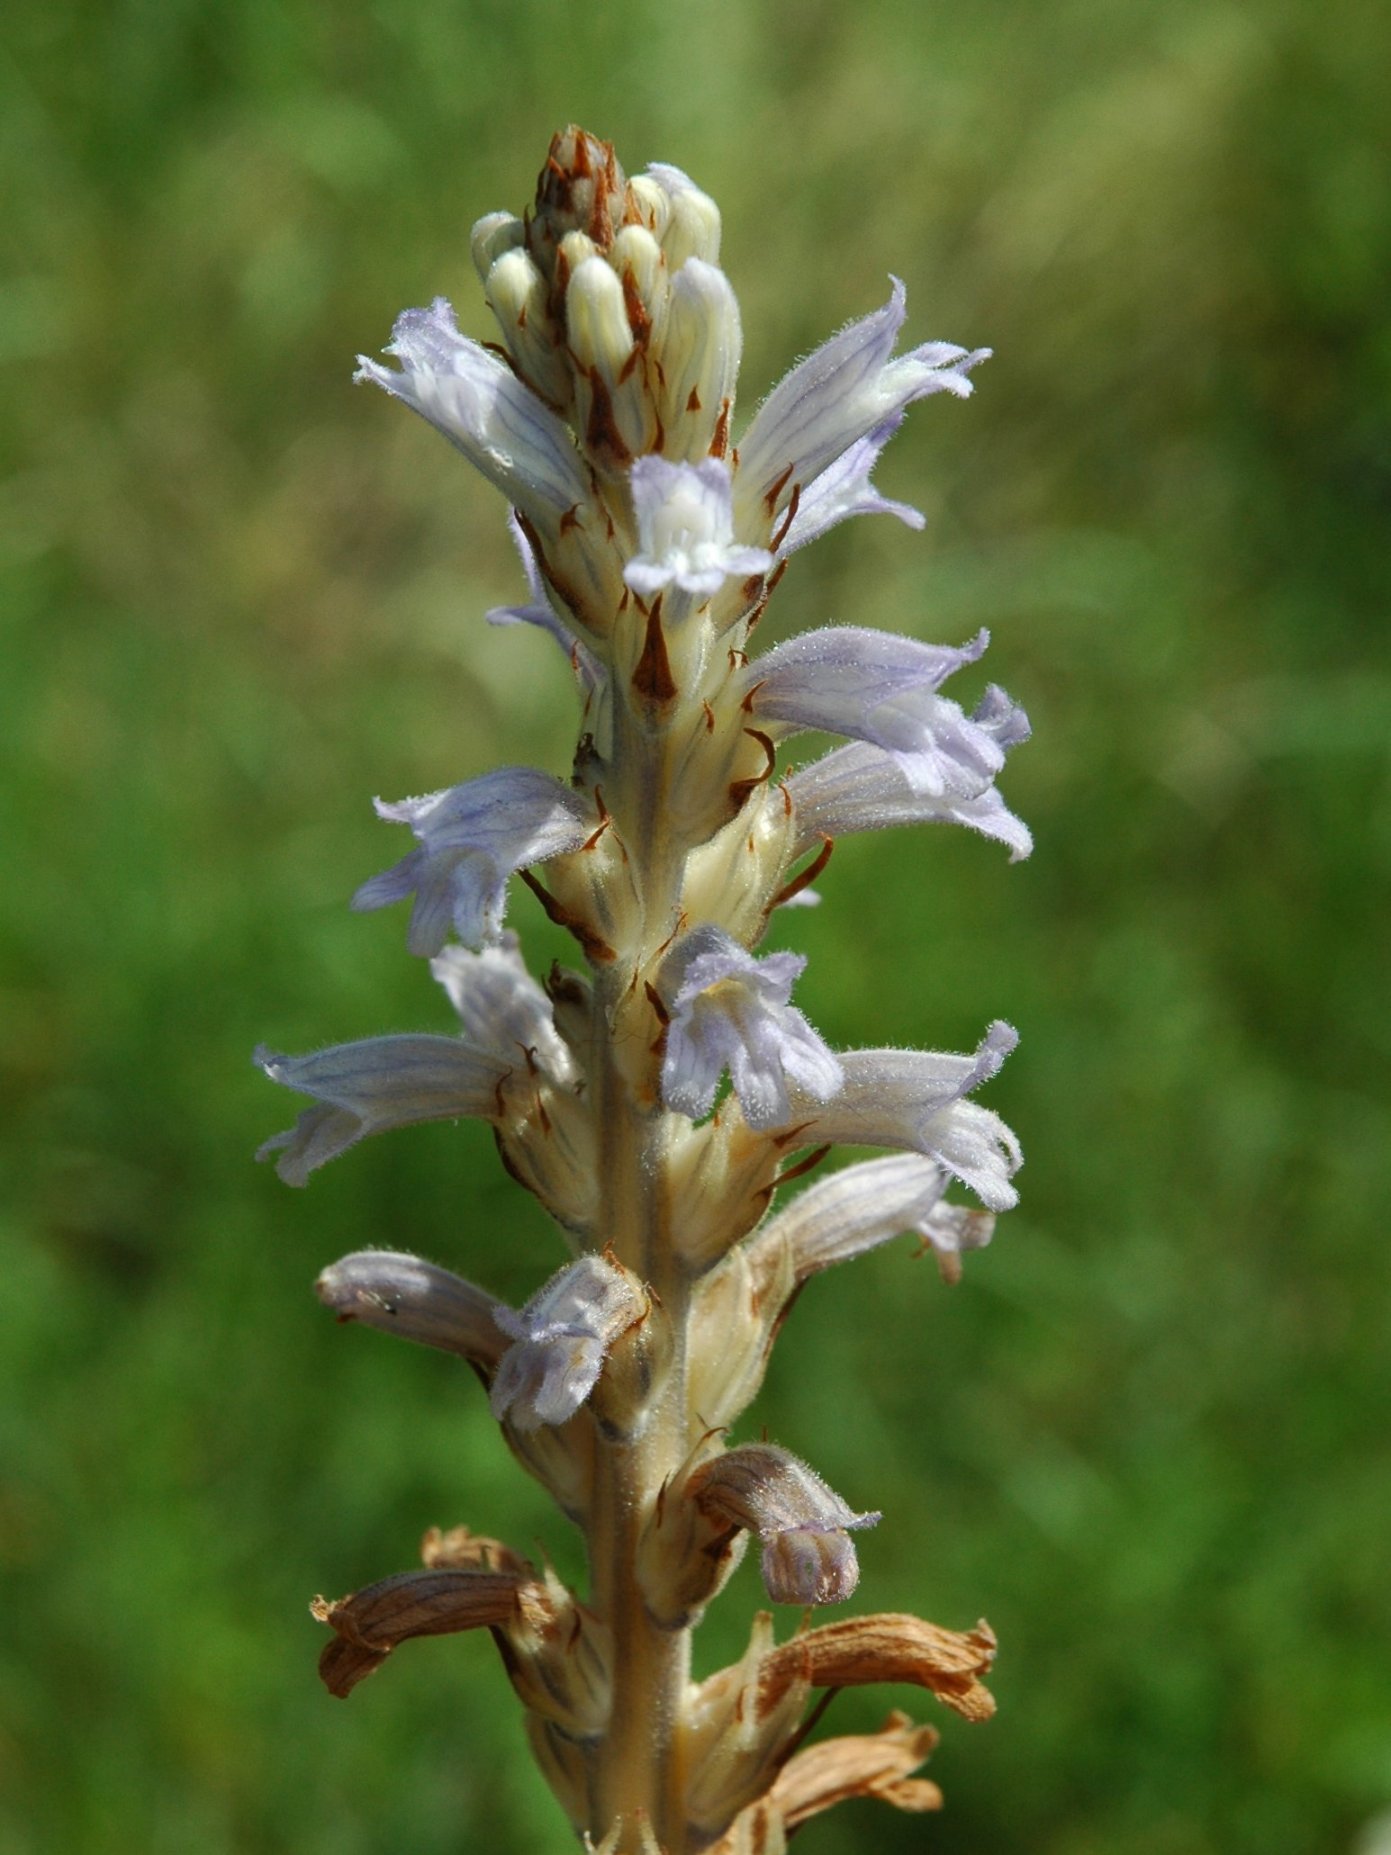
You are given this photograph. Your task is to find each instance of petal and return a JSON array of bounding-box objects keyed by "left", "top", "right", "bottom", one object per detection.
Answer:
[
  {"left": 489, "top": 1255, "right": 646, "bottom": 1430},
  {"left": 786, "top": 739, "right": 1032, "bottom": 862},
  {"left": 315, "top": 1250, "right": 508, "bottom": 1365},
  {"left": 778, "top": 414, "right": 926, "bottom": 555},
  {"left": 736, "top": 280, "right": 989, "bottom": 529},
  {"left": 658, "top": 927, "right": 841, "bottom": 1129},
  {"left": 355, "top": 297, "right": 590, "bottom": 522},
  {"left": 353, "top": 767, "right": 594, "bottom": 955},
  {"left": 255, "top": 1036, "right": 507, "bottom": 1184},
  {"left": 748, "top": 627, "right": 1000, "bottom": 784},
  {"left": 767, "top": 1024, "right": 1023, "bottom": 1209},
  {"left": 625, "top": 456, "right": 772, "bottom": 606},
  {"left": 430, "top": 931, "right": 578, "bottom": 1085}
]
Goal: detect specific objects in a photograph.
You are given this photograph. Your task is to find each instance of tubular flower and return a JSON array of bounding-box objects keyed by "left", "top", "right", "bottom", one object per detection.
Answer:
[{"left": 261, "top": 127, "right": 1030, "bottom": 1855}]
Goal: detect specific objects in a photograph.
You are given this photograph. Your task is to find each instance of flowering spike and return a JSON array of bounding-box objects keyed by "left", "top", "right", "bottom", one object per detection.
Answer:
[{"left": 260, "top": 127, "right": 1029, "bottom": 1852}]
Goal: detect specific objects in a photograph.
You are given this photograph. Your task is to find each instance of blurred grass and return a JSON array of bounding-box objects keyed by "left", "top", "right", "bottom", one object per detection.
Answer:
[{"left": 2, "top": 0, "right": 1389, "bottom": 1850}]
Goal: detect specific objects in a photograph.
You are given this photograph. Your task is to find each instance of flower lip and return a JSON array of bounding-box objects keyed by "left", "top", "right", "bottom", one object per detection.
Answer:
[{"left": 624, "top": 456, "right": 773, "bottom": 605}]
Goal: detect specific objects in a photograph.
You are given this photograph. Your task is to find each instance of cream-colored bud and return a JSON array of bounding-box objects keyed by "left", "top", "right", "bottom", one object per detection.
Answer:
[
  {"left": 679, "top": 784, "right": 797, "bottom": 950},
  {"left": 485, "top": 247, "right": 571, "bottom": 409},
  {"left": 611, "top": 225, "right": 669, "bottom": 343},
  {"left": 628, "top": 174, "right": 672, "bottom": 240},
  {"left": 470, "top": 209, "right": 524, "bottom": 281},
  {"left": 558, "top": 228, "right": 599, "bottom": 280},
  {"left": 663, "top": 182, "right": 722, "bottom": 270},
  {"left": 656, "top": 259, "right": 742, "bottom": 461},
  {"left": 566, "top": 255, "right": 635, "bottom": 376}
]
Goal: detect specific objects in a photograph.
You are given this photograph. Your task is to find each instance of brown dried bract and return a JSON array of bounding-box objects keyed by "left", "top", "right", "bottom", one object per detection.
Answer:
[
  {"left": 759, "top": 1612, "right": 997, "bottom": 1723},
  {"left": 311, "top": 1564, "right": 533, "bottom": 1698}
]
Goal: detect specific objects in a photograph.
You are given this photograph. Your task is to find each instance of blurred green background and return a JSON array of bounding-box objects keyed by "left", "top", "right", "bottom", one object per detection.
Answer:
[{"left": 3, "top": 0, "right": 1388, "bottom": 1850}]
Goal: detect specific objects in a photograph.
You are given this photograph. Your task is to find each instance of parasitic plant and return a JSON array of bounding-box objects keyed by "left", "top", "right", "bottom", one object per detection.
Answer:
[{"left": 258, "top": 128, "right": 1028, "bottom": 1854}]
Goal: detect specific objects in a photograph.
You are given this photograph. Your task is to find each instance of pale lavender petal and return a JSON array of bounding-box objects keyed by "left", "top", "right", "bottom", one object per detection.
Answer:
[
  {"left": 772, "top": 1023, "right": 1023, "bottom": 1210},
  {"left": 255, "top": 1036, "right": 508, "bottom": 1185},
  {"left": 315, "top": 1250, "right": 508, "bottom": 1365},
  {"left": 355, "top": 297, "right": 589, "bottom": 521},
  {"left": 786, "top": 739, "right": 1032, "bottom": 862},
  {"left": 353, "top": 767, "right": 594, "bottom": 956},
  {"left": 659, "top": 926, "right": 842, "bottom": 1128},
  {"left": 691, "top": 1444, "right": 879, "bottom": 1606},
  {"left": 430, "top": 931, "right": 577, "bottom": 1085},
  {"left": 748, "top": 626, "right": 1003, "bottom": 793},
  {"left": 489, "top": 1255, "right": 644, "bottom": 1430},
  {"left": 779, "top": 414, "right": 925, "bottom": 555},
  {"left": 625, "top": 456, "right": 772, "bottom": 607},
  {"left": 736, "top": 280, "right": 990, "bottom": 527}
]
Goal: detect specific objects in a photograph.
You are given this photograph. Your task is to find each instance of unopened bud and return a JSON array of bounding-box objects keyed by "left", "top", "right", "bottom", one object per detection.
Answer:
[{"left": 470, "top": 209, "right": 524, "bottom": 282}]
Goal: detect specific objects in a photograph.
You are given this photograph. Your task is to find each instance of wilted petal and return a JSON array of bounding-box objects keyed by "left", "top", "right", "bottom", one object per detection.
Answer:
[
  {"left": 315, "top": 1250, "right": 508, "bottom": 1366},
  {"left": 758, "top": 1612, "right": 998, "bottom": 1724},
  {"left": 255, "top": 1036, "right": 507, "bottom": 1185},
  {"left": 489, "top": 1255, "right": 646, "bottom": 1431},
  {"left": 659, "top": 925, "right": 842, "bottom": 1129},
  {"left": 624, "top": 456, "right": 772, "bottom": 607},
  {"left": 691, "top": 1443, "right": 879, "bottom": 1606},
  {"left": 355, "top": 297, "right": 590, "bottom": 523},
  {"left": 787, "top": 738, "right": 1032, "bottom": 862},
  {"left": 736, "top": 280, "right": 989, "bottom": 531},
  {"left": 311, "top": 1565, "right": 529, "bottom": 1697},
  {"left": 352, "top": 767, "right": 594, "bottom": 955},
  {"left": 765, "top": 1712, "right": 944, "bottom": 1835}
]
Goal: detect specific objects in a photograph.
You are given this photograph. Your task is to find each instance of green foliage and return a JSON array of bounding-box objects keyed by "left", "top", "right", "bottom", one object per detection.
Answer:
[{"left": 3, "top": 0, "right": 1387, "bottom": 1848}]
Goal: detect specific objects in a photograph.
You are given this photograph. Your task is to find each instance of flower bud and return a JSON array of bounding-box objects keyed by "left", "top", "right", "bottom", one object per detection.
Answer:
[
  {"left": 470, "top": 209, "right": 524, "bottom": 281},
  {"left": 485, "top": 247, "right": 571, "bottom": 410}
]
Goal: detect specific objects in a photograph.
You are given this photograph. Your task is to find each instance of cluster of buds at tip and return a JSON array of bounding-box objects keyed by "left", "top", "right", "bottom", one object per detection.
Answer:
[{"left": 261, "top": 126, "right": 1028, "bottom": 1854}]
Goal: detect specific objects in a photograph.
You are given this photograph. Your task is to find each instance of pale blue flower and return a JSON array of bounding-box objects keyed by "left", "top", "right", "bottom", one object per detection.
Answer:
[
  {"left": 430, "top": 931, "right": 579, "bottom": 1089},
  {"left": 786, "top": 738, "right": 1033, "bottom": 863},
  {"left": 352, "top": 767, "right": 594, "bottom": 956},
  {"left": 776, "top": 412, "right": 926, "bottom": 555},
  {"left": 746, "top": 625, "right": 1025, "bottom": 799},
  {"left": 734, "top": 279, "right": 990, "bottom": 534},
  {"left": 315, "top": 1250, "right": 509, "bottom": 1366},
  {"left": 355, "top": 297, "right": 591, "bottom": 526},
  {"left": 691, "top": 1444, "right": 879, "bottom": 1606},
  {"left": 255, "top": 1036, "right": 510, "bottom": 1186},
  {"left": 748, "top": 1151, "right": 995, "bottom": 1293},
  {"left": 776, "top": 1022, "right": 1023, "bottom": 1210},
  {"left": 659, "top": 925, "right": 842, "bottom": 1128}
]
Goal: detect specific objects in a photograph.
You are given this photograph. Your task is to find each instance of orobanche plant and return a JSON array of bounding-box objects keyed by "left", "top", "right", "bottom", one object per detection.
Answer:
[{"left": 257, "top": 128, "right": 1029, "bottom": 1854}]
